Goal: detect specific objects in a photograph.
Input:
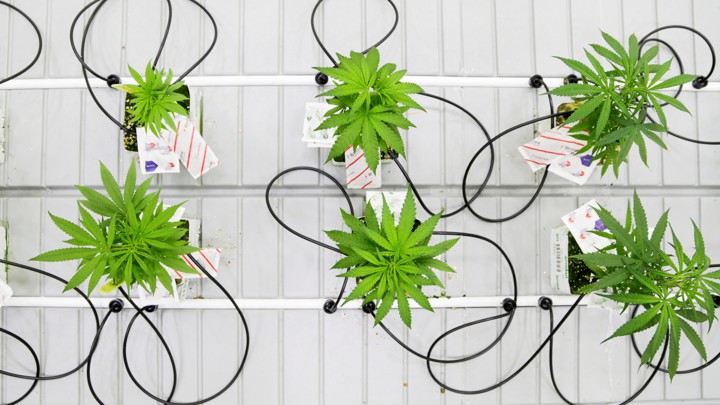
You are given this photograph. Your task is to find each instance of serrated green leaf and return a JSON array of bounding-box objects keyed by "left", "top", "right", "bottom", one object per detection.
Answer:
[
  {"left": 640, "top": 309, "right": 667, "bottom": 365},
  {"left": 396, "top": 287, "right": 412, "bottom": 328},
  {"left": 608, "top": 303, "right": 662, "bottom": 339},
  {"left": 374, "top": 290, "right": 396, "bottom": 326},
  {"left": 677, "top": 316, "right": 707, "bottom": 360}
]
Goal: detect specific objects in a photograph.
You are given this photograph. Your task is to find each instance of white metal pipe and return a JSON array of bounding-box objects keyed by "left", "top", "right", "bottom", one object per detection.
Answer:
[
  {"left": 1, "top": 75, "right": 718, "bottom": 91},
  {"left": 1, "top": 295, "right": 588, "bottom": 310}
]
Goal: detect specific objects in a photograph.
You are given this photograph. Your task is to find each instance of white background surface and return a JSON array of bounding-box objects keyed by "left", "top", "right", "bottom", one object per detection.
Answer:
[{"left": 1, "top": 0, "right": 720, "bottom": 404}]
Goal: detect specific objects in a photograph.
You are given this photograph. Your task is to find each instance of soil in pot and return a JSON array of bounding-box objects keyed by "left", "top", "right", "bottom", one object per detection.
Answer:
[
  {"left": 333, "top": 145, "right": 397, "bottom": 164},
  {"left": 556, "top": 101, "right": 584, "bottom": 127},
  {"left": 122, "top": 84, "right": 191, "bottom": 152}
]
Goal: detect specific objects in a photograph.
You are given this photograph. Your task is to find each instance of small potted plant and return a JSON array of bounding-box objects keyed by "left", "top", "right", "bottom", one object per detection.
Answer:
[
  {"left": 114, "top": 62, "right": 190, "bottom": 151},
  {"left": 574, "top": 192, "right": 720, "bottom": 378},
  {"left": 325, "top": 187, "right": 458, "bottom": 328},
  {"left": 548, "top": 32, "right": 696, "bottom": 176},
  {"left": 31, "top": 162, "right": 199, "bottom": 295},
  {"left": 314, "top": 47, "right": 424, "bottom": 173}
]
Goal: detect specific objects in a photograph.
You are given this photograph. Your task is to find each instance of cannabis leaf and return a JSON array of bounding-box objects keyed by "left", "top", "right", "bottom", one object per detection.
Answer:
[
  {"left": 114, "top": 61, "right": 189, "bottom": 136},
  {"left": 549, "top": 32, "right": 696, "bottom": 177},
  {"left": 314, "top": 48, "right": 425, "bottom": 173},
  {"left": 32, "top": 162, "right": 199, "bottom": 295},
  {"left": 574, "top": 191, "right": 717, "bottom": 378},
  {"left": 326, "top": 187, "right": 458, "bottom": 328}
]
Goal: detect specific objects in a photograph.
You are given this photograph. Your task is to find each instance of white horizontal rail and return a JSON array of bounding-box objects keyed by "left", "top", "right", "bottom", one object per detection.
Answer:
[
  {"left": 1, "top": 75, "right": 719, "bottom": 91},
  {"left": 1, "top": 295, "right": 588, "bottom": 310}
]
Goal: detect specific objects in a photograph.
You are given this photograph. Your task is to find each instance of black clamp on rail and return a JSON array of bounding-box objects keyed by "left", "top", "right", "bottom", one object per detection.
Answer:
[
  {"left": 502, "top": 298, "right": 516, "bottom": 313},
  {"left": 106, "top": 74, "right": 121, "bottom": 87},
  {"left": 538, "top": 297, "right": 553, "bottom": 311},
  {"left": 564, "top": 74, "right": 580, "bottom": 84},
  {"left": 362, "top": 301, "right": 376, "bottom": 314},
  {"left": 315, "top": 72, "right": 329, "bottom": 85},
  {"left": 323, "top": 299, "right": 338, "bottom": 314},
  {"left": 108, "top": 299, "right": 125, "bottom": 313},
  {"left": 693, "top": 76, "right": 709, "bottom": 89},
  {"left": 528, "top": 75, "right": 544, "bottom": 89}
]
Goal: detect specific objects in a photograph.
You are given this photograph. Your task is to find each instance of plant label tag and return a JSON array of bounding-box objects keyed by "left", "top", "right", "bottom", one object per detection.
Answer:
[
  {"left": 302, "top": 103, "right": 335, "bottom": 148},
  {"left": 366, "top": 190, "right": 406, "bottom": 225},
  {"left": 165, "top": 115, "right": 220, "bottom": 179},
  {"left": 345, "top": 146, "right": 381, "bottom": 189},
  {"left": 0, "top": 278, "right": 12, "bottom": 308},
  {"left": 549, "top": 227, "right": 572, "bottom": 294},
  {"left": 136, "top": 127, "right": 181, "bottom": 175},
  {"left": 548, "top": 153, "right": 598, "bottom": 185},
  {"left": 561, "top": 200, "right": 612, "bottom": 254},
  {"left": 167, "top": 248, "right": 222, "bottom": 280},
  {"left": 0, "top": 106, "right": 5, "bottom": 164},
  {"left": 518, "top": 125, "right": 587, "bottom": 172}
]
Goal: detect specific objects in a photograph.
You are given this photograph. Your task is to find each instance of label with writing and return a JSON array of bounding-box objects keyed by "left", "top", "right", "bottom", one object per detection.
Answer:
[
  {"left": 302, "top": 103, "right": 335, "bottom": 148},
  {"left": 561, "top": 200, "right": 612, "bottom": 254},
  {"left": 366, "top": 190, "right": 407, "bottom": 225},
  {"left": 137, "top": 126, "right": 181, "bottom": 175},
  {"left": 345, "top": 146, "right": 381, "bottom": 189},
  {"left": 518, "top": 125, "right": 587, "bottom": 172},
  {"left": 548, "top": 153, "right": 598, "bottom": 185},
  {"left": 165, "top": 115, "right": 220, "bottom": 179}
]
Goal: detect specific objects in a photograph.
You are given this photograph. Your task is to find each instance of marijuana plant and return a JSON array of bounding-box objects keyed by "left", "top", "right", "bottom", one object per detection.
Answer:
[
  {"left": 326, "top": 188, "right": 458, "bottom": 328},
  {"left": 575, "top": 192, "right": 719, "bottom": 378},
  {"left": 114, "top": 62, "right": 189, "bottom": 136},
  {"left": 549, "top": 32, "right": 696, "bottom": 176},
  {"left": 32, "top": 162, "right": 199, "bottom": 295},
  {"left": 314, "top": 48, "right": 424, "bottom": 173}
]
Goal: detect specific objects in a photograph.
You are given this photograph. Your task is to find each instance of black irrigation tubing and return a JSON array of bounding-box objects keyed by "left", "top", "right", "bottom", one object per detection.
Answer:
[
  {"left": 0, "top": 328, "right": 39, "bottom": 405},
  {"left": 0, "top": 1, "right": 42, "bottom": 85},
  {"left": 0, "top": 255, "right": 248, "bottom": 404},
  {"left": 310, "top": 0, "right": 399, "bottom": 69},
  {"left": 421, "top": 294, "right": 585, "bottom": 395},
  {"left": 118, "top": 288, "right": 178, "bottom": 405},
  {"left": 0, "top": 259, "right": 102, "bottom": 380},
  {"left": 548, "top": 303, "right": 670, "bottom": 405},
  {"left": 68, "top": 0, "right": 219, "bottom": 136},
  {"left": 265, "top": 166, "right": 354, "bottom": 313},
  {"left": 639, "top": 25, "right": 716, "bottom": 88},
  {"left": 115, "top": 253, "right": 251, "bottom": 405},
  {"left": 0, "top": 258, "right": 108, "bottom": 405},
  {"left": 638, "top": 26, "right": 720, "bottom": 145},
  {"left": 83, "top": 309, "right": 121, "bottom": 405}
]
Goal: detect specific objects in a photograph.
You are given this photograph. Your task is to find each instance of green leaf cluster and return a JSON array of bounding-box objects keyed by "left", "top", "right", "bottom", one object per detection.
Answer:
[
  {"left": 326, "top": 187, "right": 458, "bottom": 328},
  {"left": 314, "top": 48, "right": 425, "bottom": 173},
  {"left": 31, "top": 162, "right": 199, "bottom": 295},
  {"left": 575, "top": 192, "right": 718, "bottom": 378},
  {"left": 548, "top": 32, "right": 696, "bottom": 177},
  {"left": 114, "top": 62, "right": 189, "bottom": 136}
]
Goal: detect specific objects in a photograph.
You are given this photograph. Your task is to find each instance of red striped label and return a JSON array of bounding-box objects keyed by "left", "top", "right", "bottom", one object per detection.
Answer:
[
  {"left": 198, "top": 251, "right": 218, "bottom": 272},
  {"left": 345, "top": 152, "right": 365, "bottom": 169},
  {"left": 522, "top": 145, "right": 565, "bottom": 155},
  {"left": 539, "top": 135, "right": 584, "bottom": 146},
  {"left": 186, "top": 127, "right": 196, "bottom": 168},
  {"left": 347, "top": 166, "right": 369, "bottom": 185}
]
